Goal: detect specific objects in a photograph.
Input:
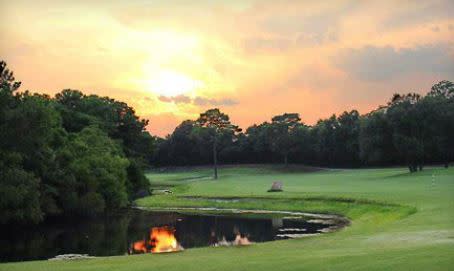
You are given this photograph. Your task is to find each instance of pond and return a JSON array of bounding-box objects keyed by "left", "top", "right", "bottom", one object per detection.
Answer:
[{"left": 0, "top": 208, "right": 347, "bottom": 262}]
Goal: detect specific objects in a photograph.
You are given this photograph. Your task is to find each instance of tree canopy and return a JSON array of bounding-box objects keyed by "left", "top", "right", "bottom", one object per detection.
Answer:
[
  {"left": 0, "top": 61, "right": 154, "bottom": 224},
  {"left": 195, "top": 108, "right": 241, "bottom": 179}
]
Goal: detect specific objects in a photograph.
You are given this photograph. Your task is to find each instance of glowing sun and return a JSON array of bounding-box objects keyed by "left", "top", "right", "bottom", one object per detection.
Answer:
[{"left": 147, "top": 70, "right": 202, "bottom": 97}]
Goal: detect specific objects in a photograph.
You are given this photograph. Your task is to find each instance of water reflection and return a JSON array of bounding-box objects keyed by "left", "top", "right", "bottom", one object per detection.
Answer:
[
  {"left": 130, "top": 226, "right": 182, "bottom": 253},
  {"left": 0, "top": 209, "right": 337, "bottom": 262}
]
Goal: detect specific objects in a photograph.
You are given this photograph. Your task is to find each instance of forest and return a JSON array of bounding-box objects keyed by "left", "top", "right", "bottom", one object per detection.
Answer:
[
  {"left": 1, "top": 60, "right": 453, "bottom": 225},
  {"left": 153, "top": 81, "right": 454, "bottom": 172}
]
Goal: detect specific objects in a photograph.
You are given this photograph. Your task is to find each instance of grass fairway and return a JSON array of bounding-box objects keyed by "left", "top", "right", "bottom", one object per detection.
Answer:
[{"left": 2, "top": 166, "right": 453, "bottom": 271}]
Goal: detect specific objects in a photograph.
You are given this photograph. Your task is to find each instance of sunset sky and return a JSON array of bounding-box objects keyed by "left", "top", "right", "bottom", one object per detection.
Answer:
[{"left": 1, "top": 0, "right": 453, "bottom": 136}]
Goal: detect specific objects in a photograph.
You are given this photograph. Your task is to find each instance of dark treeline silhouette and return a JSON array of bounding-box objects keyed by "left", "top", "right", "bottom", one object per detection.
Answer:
[
  {"left": 0, "top": 61, "right": 154, "bottom": 224},
  {"left": 153, "top": 81, "right": 454, "bottom": 172}
]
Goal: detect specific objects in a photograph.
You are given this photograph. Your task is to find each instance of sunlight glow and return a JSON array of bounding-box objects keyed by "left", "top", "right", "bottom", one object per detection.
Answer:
[{"left": 147, "top": 70, "right": 202, "bottom": 97}]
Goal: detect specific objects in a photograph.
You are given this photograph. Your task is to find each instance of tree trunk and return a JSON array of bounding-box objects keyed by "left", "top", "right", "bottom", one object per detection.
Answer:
[
  {"left": 213, "top": 135, "right": 218, "bottom": 180},
  {"left": 284, "top": 154, "right": 288, "bottom": 167}
]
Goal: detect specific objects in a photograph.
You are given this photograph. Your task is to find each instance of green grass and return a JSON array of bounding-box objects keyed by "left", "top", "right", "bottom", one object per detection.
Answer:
[{"left": 2, "top": 165, "right": 454, "bottom": 271}]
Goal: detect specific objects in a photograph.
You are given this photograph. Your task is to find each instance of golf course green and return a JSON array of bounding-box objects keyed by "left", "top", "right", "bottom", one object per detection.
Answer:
[{"left": 1, "top": 166, "right": 453, "bottom": 271}]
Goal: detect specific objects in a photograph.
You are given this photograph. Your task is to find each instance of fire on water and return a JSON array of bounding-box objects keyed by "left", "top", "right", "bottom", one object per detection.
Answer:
[{"left": 131, "top": 226, "right": 183, "bottom": 254}]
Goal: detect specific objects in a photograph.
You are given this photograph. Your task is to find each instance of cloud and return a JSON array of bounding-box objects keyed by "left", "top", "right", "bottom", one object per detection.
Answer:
[
  {"left": 253, "top": 1, "right": 355, "bottom": 48},
  {"left": 381, "top": 0, "right": 454, "bottom": 30},
  {"left": 158, "top": 95, "right": 238, "bottom": 106},
  {"left": 336, "top": 44, "right": 454, "bottom": 81},
  {"left": 193, "top": 97, "right": 238, "bottom": 106},
  {"left": 243, "top": 37, "right": 293, "bottom": 52},
  {"left": 431, "top": 26, "right": 440, "bottom": 32},
  {"left": 158, "top": 94, "right": 191, "bottom": 104},
  {"left": 296, "top": 30, "right": 338, "bottom": 47}
]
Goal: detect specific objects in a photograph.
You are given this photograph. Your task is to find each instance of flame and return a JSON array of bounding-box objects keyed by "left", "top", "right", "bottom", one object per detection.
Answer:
[
  {"left": 150, "top": 227, "right": 179, "bottom": 253},
  {"left": 133, "top": 240, "right": 147, "bottom": 253},
  {"left": 131, "top": 226, "right": 182, "bottom": 254}
]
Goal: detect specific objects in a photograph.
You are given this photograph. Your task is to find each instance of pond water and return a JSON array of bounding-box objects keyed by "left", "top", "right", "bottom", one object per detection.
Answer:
[{"left": 0, "top": 209, "right": 344, "bottom": 262}]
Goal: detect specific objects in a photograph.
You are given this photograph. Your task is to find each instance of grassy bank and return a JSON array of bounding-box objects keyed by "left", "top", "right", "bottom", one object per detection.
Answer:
[{"left": 2, "top": 166, "right": 453, "bottom": 271}]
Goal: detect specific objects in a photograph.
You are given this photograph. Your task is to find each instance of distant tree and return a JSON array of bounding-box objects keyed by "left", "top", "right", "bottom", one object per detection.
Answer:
[
  {"left": 428, "top": 80, "right": 454, "bottom": 99},
  {"left": 167, "top": 120, "right": 200, "bottom": 165},
  {"left": 0, "top": 60, "right": 21, "bottom": 92},
  {"left": 388, "top": 93, "right": 421, "bottom": 106},
  {"left": 0, "top": 60, "right": 21, "bottom": 121},
  {"left": 150, "top": 82, "right": 454, "bottom": 170},
  {"left": 55, "top": 89, "right": 84, "bottom": 108},
  {"left": 190, "top": 123, "right": 216, "bottom": 164},
  {"left": 289, "top": 123, "right": 313, "bottom": 164},
  {"left": 55, "top": 89, "right": 94, "bottom": 132},
  {"left": 195, "top": 108, "right": 241, "bottom": 179},
  {"left": 387, "top": 93, "right": 424, "bottom": 172},
  {"left": 151, "top": 120, "right": 213, "bottom": 166},
  {"left": 360, "top": 110, "right": 397, "bottom": 165},
  {"left": 245, "top": 124, "right": 274, "bottom": 163},
  {"left": 268, "top": 113, "right": 302, "bottom": 166},
  {"left": 312, "top": 115, "right": 338, "bottom": 165},
  {"left": 336, "top": 110, "right": 361, "bottom": 166},
  {"left": 218, "top": 132, "right": 251, "bottom": 164},
  {"left": 422, "top": 82, "right": 454, "bottom": 168}
]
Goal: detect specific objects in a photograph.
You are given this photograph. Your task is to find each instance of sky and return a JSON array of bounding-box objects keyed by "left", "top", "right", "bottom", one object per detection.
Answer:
[{"left": 1, "top": 0, "right": 453, "bottom": 136}]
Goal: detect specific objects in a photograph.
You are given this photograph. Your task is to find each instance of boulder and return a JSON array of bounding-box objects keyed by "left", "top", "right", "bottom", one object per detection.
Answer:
[{"left": 267, "top": 181, "right": 283, "bottom": 192}]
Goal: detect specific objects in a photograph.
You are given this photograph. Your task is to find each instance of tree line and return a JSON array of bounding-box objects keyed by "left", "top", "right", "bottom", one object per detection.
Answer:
[
  {"left": 0, "top": 61, "right": 154, "bottom": 224},
  {"left": 153, "top": 81, "right": 454, "bottom": 173},
  {"left": 1, "top": 59, "right": 453, "bottom": 224}
]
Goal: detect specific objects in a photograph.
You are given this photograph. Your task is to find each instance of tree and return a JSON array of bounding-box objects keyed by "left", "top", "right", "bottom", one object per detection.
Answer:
[
  {"left": 55, "top": 90, "right": 151, "bottom": 159},
  {"left": 195, "top": 109, "right": 241, "bottom": 179},
  {"left": 312, "top": 115, "right": 338, "bottom": 165},
  {"left": 0, "top": 60, "right": 154, "bottom": 224},
  {"left": 0, "top": 60, "right": 21, "bottom": 92},
  {"left": 0, "top": 60, "right": 21, "bottom": 126},
  {"left": 63, "top": 126, "right": 129, "bottom": 211},
  {"left": 245, "top": 124, "right": 274, "bottom": 163},
  {"left": 268, "top": 113, "right": 302, "bottom": 166},
  {"left": 335, "top": 110, "right": 361, "bottom": 166},
  {"left": 428, "top": 80, "right": 454, "bottom": 99},
  {"left": 55, "top": 89, "right": 153, "bottom": 196},
  {"left": 387, "top": 93, "right": 425, "bottom": 172},
  {"left": 360, "top": 110, "right": 398, "bottom": 165},
  {"left": 0, "top": 152, "right": 43, "bottom": 224},
  {"left": 168, "top": 120, "right": 200, "bottom": 165},
  {"left": 421, "top": 86, "right": 454, "bottom": 168},
  {"left": 1, "top": 61, "right": 63, "bottom": 222}
]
